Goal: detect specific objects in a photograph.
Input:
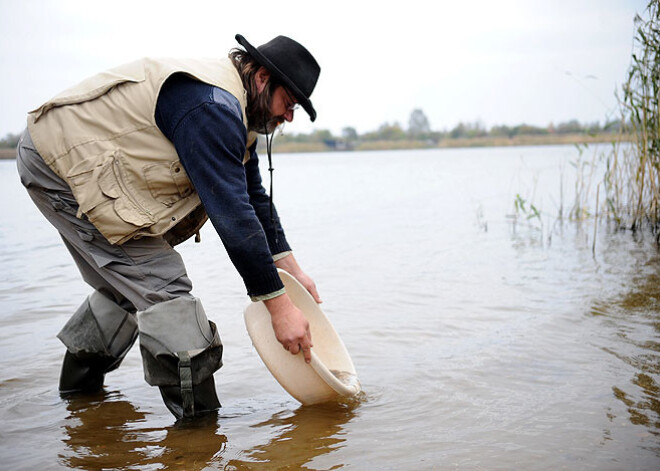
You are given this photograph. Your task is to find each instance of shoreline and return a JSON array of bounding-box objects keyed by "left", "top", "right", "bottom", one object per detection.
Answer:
[
  {"left": 258, "top": 132, "right": 624, "bottom": 154},
  {"left": 0, "top": 148, "right": 15, "bottom": 159},
  {"left": 0, "top": 133, "right": 624, "bottom": 160}
]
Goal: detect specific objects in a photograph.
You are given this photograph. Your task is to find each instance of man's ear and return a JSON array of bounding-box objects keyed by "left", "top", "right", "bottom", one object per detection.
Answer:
[{"left": 255, "top": 66, "right": 271, "bottom": 93}]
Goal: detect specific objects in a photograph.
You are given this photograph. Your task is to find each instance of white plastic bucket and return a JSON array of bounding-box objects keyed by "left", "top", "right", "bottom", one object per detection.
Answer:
[{"left": 244, "top": 269, "right": 361, "bottom": 405}]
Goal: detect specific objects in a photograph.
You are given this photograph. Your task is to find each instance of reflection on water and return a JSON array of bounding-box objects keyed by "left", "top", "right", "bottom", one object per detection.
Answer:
[
  {"left": 58, "top": 390, "right": 359, "bottom": 470},
  {"left": 225, "top": 402, "right": 358, "bottom": 470},
  {"left": 60, "top": 391, "right": 226, "bottom": 470},
  {"left": 592, "top": 249, "right": 660, "bottom": 449},
  {"left": 3, "top": 147, "right": 660, "bottom": 470}
]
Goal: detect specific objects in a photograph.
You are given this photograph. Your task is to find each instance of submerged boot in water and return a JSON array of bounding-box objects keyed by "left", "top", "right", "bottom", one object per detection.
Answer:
[
  {"left": 59, "top": 350, "right": 119, "bottom": 395},
  {"left": 137, "top": 297, "right": 224, "bottom": 420},
  {"left": 57, "top": 291, "right": 139, "bottom": 395},
  {"left": 159, "top": 376, "right": 221, "bottom": 419}
]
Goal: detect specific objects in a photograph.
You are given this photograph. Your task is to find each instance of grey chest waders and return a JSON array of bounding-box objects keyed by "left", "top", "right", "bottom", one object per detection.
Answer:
[
  {"left": 137, "top": 296, "right": 223, "bottom": 419},
  {"left": 58, "top": 290, "right": 138, "bottom": 394},
  {"left": 58, "top": 292, "right": 223, "bottom": 419}
]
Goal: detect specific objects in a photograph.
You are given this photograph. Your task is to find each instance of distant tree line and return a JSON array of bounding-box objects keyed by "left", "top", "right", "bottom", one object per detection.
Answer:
[
  {"left": 273, "top": 109, "right": 623, "bottom": 150},
  {"left": 0, "top": 132, "right": 20, "bottom": 149},
  {"left": 0, "top": 109, "right": 622, "bottom": 150}
]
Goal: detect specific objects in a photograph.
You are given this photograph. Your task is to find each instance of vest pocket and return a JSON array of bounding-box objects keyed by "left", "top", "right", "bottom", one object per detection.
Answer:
[
  {"left": 67, "top": 150, "right": 156, "bottom": 242},
  {"left": 143, "top": 161, "right": 194, "bottom": 207}
]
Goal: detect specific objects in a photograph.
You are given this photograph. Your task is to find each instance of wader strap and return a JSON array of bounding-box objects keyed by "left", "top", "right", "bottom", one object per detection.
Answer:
[{"left": 178, "top": 351, "right": 194, "bottom": 418}]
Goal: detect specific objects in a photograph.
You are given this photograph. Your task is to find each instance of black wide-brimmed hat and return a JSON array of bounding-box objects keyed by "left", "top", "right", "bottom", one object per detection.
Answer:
[{"left": 235, "top": 34, "right": 321, "bottom": 122}]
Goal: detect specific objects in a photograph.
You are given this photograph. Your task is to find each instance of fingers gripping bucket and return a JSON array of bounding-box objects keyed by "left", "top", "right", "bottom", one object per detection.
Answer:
[{"left": 244, "top": 269, "right": 360, "bottom": 405}]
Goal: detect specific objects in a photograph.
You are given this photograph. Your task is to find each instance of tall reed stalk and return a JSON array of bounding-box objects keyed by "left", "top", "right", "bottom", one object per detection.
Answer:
[{"left": 603, "top": 1, "right": 660, "bottom": 237}]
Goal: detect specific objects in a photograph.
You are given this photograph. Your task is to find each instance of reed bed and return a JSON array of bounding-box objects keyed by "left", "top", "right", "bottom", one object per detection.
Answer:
[
  {"left": 600, "top": 1, "right": 659, "bottom": 236},
  {"left": 516, "top": 2, "right": 660, "bottom": 245}
]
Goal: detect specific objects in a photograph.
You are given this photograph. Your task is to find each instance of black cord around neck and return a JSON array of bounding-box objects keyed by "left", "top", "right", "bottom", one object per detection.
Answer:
[{"left": 263, "top": 118, "right": 279, "bottom": 244}]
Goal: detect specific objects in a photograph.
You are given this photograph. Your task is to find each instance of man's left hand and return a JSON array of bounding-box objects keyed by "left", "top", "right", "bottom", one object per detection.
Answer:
[{"left": 274, "top": 253, "right": 322, "bottom": 304}]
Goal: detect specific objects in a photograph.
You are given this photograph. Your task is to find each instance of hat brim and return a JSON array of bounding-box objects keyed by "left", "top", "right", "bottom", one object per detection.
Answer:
[{"left": 235, "top": 34, "right": 317, "bottom": 122}]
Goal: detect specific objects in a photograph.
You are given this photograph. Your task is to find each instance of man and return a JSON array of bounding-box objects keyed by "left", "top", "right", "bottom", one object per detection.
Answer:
[{"left": 16, "top": 34, "right": 322, "bottom": 419}]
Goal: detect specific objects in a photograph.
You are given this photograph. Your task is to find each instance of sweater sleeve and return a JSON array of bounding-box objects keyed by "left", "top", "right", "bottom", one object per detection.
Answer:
[
  {"left": 244, "top": 143, "right": 291, "bottom": 256},
  {"left": 155, "top": 75, "right": 285, "bottom": 299}
]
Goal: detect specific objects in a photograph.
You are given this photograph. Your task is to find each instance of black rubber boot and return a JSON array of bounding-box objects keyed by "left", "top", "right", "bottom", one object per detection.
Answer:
[
  {"left": 59, "top": 350, "right": 120, "bottom": 395},
  {"left": 159, "top": 377, "right": 221, "bottom": 420}
]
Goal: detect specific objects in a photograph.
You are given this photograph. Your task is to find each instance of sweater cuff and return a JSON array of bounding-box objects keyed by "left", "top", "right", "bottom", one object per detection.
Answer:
[
  {"left": 244, "top": 267, "right": 284, "bottom": 299},
  {"left": 250, "top": 287, "right": 286, "bottom": 302},
  {"left": 272, "top": 250, "right": 292, "bottom": 262},
  {"left": 268, "top": 237, "right": 291, "bottom": 257}
]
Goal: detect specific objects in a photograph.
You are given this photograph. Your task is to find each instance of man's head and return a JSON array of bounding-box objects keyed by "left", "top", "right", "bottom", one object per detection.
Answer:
[{"left": 230, "top": 34, "right": 320, "bottom": 134}]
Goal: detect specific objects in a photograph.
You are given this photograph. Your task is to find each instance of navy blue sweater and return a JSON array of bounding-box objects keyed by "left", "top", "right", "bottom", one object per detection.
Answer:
[{"left": 155, "top": 73, "right": 290, "bottom": 298}]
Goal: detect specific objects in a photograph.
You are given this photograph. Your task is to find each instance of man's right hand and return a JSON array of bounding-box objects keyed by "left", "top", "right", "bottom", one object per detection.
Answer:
[{"left": 264, "top": 293, "right": 313, "bottom": 363}]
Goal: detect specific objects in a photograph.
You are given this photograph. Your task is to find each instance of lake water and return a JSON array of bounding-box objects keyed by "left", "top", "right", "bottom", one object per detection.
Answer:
[{"left": 0, "top": 145, "right": 658, "bottom": 470}]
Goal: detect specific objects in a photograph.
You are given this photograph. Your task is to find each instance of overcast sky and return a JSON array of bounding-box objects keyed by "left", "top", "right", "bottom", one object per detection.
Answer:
[{"left": 0, "top": 0, "right": 649, "bottom": 136}]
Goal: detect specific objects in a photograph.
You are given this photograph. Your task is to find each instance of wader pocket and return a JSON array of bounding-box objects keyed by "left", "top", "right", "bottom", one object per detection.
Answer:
[{"left": 67, "top": 150, "right": 156, "bottom": 244}]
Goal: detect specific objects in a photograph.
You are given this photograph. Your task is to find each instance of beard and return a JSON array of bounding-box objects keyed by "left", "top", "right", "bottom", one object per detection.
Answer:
[
  {"left": 246, "top": 86, "right": 284, "bottom": 135},
  {"left": 249, "top": 111, "right": 283, "bottom": 134}
]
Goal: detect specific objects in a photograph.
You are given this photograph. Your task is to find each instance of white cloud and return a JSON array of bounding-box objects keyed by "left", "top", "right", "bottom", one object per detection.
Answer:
[{"left": 0, "top": 0, "right": 649, "bottom": 136}]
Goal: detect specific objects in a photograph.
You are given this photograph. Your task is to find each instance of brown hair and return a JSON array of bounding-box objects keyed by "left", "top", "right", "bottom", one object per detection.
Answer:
[{"left": 229, "top": 48, "right": 279, "bottom": 125}]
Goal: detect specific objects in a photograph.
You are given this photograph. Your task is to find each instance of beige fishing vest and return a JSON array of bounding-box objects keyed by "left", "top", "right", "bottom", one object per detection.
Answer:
[{"left": 27, "top": 57, "right": 256, "bottom": 245}]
